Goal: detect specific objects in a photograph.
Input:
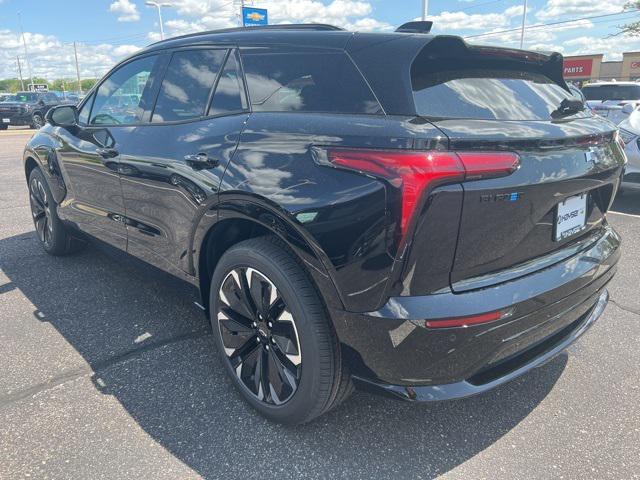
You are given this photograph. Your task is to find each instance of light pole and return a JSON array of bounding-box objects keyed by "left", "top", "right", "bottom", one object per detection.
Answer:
[
  {"left": 145, "top": 2, "right": 173, "bottom": 40},
  {"left": 519, "top": 0, "right": 528, "bottom": 49},
  {"left": 421, "top": 0, "right": 428, "bottom": 21},
  {"left": 17, "top": 12, "right": 34, "bottom": 88}
]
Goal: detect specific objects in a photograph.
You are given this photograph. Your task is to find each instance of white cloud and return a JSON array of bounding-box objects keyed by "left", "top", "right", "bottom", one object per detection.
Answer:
[
  {"left": 109, "top": 0, "right": 141, "bottom": 22},
  {"left": 427, "top": 5, "right": 526, "bottom": 33},
  {"left": 535, "top": 0, "right": 627, "bottom": 22},
  {"left": 0, "top": 29, "right": 140, "bottom": 80}
]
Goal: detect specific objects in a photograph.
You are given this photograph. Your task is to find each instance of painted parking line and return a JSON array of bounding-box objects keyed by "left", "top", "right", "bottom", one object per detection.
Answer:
[{"left": 609, "top": 211, "right": 640, "bottom": 219}]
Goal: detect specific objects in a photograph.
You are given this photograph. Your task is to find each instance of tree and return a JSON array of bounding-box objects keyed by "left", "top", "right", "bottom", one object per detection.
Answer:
[{"left": 618, "top": 2, "right": 640, "bottom": 35}]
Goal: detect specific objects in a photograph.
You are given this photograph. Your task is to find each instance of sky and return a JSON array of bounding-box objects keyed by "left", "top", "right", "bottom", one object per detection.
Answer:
[{"left": 1, "top": 0, "right": 640, "bottom": 80}]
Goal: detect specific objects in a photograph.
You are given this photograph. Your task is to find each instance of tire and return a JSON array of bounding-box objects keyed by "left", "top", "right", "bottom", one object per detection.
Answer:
[
  {"left": 0, "top": 124, "right": 7, "bottom": 130},
  {"left": 209, "top": 236, "right": 352, "bottom": 424},
  {"left": 28, "top": 167, "right": 84, "bottom": 255},
  {"left": 30, "top": 113, "right": 44, "bottom": 129}
]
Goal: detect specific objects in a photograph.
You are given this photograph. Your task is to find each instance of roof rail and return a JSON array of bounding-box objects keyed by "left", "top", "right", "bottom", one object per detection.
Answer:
[
  {"left": 395, "top": 21, "right": 433, "bottom": 34},
  {"left": 149, "top": 23, "right": 345, "bottom": 46}
]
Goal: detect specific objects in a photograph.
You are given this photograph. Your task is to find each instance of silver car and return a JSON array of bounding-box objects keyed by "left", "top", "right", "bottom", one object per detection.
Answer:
[
  {"left": 583, "top": 82, "right": 640, "bottom": 125},
  {"left": 618, "top": 110, "right": 640, "bottom": 190}
]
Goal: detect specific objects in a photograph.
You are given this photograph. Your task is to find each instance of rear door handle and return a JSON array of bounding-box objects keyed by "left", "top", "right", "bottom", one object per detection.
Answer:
[
  {"left": 96, "top": 147, "right": 119, "bottom": 159},
  {"left": 184, "top": 152, "right": 219, "bottom": 168}
]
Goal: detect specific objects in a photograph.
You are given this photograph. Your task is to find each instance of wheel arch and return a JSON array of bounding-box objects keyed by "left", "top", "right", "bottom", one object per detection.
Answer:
[{"left": 194, "top": 197, "right": 346, "bottom": 317}]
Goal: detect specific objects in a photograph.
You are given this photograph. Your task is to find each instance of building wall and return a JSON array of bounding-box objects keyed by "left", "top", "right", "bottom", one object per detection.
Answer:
[{"left": 622, "top": 52, "right": 640, "bottom": 80}]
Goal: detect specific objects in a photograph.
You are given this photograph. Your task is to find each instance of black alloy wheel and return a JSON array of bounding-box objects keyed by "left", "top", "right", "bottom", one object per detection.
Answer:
[
  {"left": 217, "top": 267, "right": 302, "bottom": 405},
  {"left": 29, "top": 175, "right": 54, "bottom": 248},
  {"left": 31, "top": 113, "right": 44, "bottom": 129}
]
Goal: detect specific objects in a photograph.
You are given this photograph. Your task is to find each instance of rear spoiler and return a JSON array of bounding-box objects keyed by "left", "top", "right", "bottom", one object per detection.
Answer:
[
  {"left": 396, "top": 21, "right": 433, "bottom": 34},
  {"left": 412, "top": 36, "right": 570, "bottom": 92}
]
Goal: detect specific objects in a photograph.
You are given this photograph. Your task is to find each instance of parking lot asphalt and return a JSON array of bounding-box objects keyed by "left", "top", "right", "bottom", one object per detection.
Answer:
[{"left": 1, "top": 130, "right": 639, "bottom": 479}]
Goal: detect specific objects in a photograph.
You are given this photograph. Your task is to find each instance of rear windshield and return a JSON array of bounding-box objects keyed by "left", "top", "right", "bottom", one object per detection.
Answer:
[
  {"left": 582, "top": 84, "right": 640, "bottom": 101},
  {"left": 412, "top": 66, "right": 577, "bottom": 120}
]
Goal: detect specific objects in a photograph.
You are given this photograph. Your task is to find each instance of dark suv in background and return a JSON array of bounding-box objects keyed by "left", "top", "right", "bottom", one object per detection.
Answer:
[
  {"left": 23, "top": 24, "right": 623, "bottom": 424},
  {"left": 0, "top": 91, "right": 61, "bottom": 129}
]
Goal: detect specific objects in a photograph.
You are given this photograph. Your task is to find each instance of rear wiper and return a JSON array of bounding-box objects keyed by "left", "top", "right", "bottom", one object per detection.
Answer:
[{"left": 551, "top": 98, "right": 585, "bottom": 119}]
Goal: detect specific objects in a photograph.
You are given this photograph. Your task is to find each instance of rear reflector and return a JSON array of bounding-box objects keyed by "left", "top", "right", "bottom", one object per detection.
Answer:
[
  {"left": 325, "top": 149, "right": 519, "bottom": 236},
  {"left": 425, "top": 309, "right": 509, "bottom": 329}
]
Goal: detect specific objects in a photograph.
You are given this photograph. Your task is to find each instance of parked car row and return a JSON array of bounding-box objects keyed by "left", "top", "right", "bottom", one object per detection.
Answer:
[{"left": 0, "top": 90, "right": 82, "bottom": 130}]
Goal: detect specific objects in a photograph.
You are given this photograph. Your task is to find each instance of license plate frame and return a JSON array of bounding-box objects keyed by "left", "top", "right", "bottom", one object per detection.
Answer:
[{"left": 554, "top": 193, "right": 588, "bottom": 241}]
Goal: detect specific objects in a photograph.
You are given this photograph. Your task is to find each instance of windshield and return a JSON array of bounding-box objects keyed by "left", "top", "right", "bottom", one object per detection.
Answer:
[
  {"left": 5, "top": 93, "right": 38, "bottom": 103},
  {"left": 582, "top": 85, "right": 640, "bottom": 101}
]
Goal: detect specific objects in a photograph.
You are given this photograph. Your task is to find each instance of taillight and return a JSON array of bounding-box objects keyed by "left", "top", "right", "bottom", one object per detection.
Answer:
[
  {"left": 425, "top": 308, "right": 513, "bottom": 329},
  {"left": 324, "top": 148, "right": 519, "bottom": 237}
]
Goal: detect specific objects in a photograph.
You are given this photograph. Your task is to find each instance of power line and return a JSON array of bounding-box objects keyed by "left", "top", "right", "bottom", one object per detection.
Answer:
[
  {"left": 464, "top": 8, "right": 640, "bottom": 39},
  {"left": 460, "top": 0, "right": 504, "bottom": 13}
]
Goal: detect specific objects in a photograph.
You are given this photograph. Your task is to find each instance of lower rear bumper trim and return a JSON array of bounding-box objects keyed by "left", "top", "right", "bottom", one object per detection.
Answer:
[{"left": 352, "top": 289, "right": 608, "bottom": 402}]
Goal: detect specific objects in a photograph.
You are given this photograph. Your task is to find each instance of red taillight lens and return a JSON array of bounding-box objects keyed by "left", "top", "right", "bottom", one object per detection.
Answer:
[
  {"left": 326, "top": 149, "right": 519, "bottom": 237},
  {"left": 425, "top": 309, "right": 509, "bottom": 329}
]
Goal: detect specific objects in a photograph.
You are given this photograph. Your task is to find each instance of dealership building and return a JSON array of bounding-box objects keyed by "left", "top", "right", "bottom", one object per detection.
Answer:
[{"left": 563, "top": 52, "right": 640, "bottom": 84}]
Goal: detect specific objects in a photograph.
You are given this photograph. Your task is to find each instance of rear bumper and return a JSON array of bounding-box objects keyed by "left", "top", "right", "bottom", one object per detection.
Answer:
[{"left": 331, "top": 226, "right": 620, "bottom": 398}]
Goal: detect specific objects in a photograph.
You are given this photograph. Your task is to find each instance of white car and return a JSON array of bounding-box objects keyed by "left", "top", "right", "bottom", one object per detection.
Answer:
[
  {"left": 618, "top": 110, "right": 640, "bottom": 190},
  {"left": 582, "top": 82, "right": 640, "bottom": 125}
]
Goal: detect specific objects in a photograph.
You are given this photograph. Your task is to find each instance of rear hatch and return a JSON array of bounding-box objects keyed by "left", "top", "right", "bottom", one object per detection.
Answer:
[{"left": 410, "top": 39, "right": 626, "bottom": 291}]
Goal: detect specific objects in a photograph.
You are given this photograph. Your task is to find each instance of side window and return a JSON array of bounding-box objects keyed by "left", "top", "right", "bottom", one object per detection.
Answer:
[
  {"left": 241, "top": 51, "right": 382, "bottom": 114},
  {"left": 90, "top": 55, "right": 158, "bottom": 125},
  {"left": 208, "top": 52, "right": 246, "bottom": 116},
  {"left": 78, "top": 93, "right": 95, "bottom": 125},
  {"left": 152, "top": 49, "right": 226, "bottom": 123},
  {"left": 46, "top": 93, "right": 58, "bottom": 102}
]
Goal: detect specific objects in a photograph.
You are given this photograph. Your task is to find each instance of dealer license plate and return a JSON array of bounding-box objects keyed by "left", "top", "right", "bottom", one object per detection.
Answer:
[{"left": 555, "top": 194, "right": 587, "bottom": 241}]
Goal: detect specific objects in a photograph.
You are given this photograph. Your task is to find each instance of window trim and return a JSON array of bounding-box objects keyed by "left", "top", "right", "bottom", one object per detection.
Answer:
[{"left": 204, "top": 48, "right": 250, "bottom": 118}]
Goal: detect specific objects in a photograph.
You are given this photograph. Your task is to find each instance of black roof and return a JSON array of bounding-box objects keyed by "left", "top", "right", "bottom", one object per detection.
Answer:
[{"left": 141, "top": 23, "right": 428, "bottom": 54}]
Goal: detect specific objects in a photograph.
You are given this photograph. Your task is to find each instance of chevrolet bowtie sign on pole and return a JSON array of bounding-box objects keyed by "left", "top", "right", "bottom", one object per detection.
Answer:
[{"left": 242, "top": 6, "right": 268, "bottom": 26}]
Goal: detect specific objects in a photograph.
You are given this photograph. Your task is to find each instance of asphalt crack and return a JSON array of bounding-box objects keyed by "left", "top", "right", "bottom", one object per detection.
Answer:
[
  {"left": 0, "top": 328, "right": 211, "bottom": 408},
  {"left": 610, "top": 298, "right": 640, "bottom": 317}
]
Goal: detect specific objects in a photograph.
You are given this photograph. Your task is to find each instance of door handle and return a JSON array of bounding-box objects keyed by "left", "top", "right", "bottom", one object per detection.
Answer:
[
  {"left": 184, "top": 152, "right": 219, "bottom": 168},
  {"left": 96, "top": 147, "right": 119, "bottom": 159}
]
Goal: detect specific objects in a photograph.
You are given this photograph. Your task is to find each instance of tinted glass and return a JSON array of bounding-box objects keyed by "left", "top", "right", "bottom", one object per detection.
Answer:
[
  {"left": 152, "top": 49, "right": 225, "bottom": 122},
  {"left": 412, "top": 67, "right": 577, "bottom": 121},
  {"left": 8, "top": 93, "right": 38, "bottom": 102},
  {"left": 90, "top": 55, "right": 157, "bottom": 125},
  {"left": 208, "top": 52, "right": 246, "bottom": 116},
  {"left": 242, "top": 51, "right": 382, "bottom": 114},
  {"left": 78, "top": 93, "right": 94, "bottom": 125},
  {"left": 582, "top": 84, "right": 640, "bottom": 101}
]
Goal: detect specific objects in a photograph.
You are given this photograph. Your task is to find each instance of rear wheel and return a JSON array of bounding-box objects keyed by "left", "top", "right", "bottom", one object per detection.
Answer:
[
  {"left": 209, "top": 236, "right": 352, "bottom": 424},
  {"left": 28, "top": 167, "right": 84, "bottom": 255}
]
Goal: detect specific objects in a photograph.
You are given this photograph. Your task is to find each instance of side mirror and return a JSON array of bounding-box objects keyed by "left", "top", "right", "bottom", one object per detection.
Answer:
[
  {"left": 46, "top": 105, "right": 78, "bottom": 127},
  {"left": 622, "top": 104, "right": 635, "bottom": 115}
]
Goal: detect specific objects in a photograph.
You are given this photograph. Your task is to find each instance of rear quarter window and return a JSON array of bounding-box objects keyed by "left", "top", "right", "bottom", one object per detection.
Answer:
[{"left": 241, "top": 51, "right": 382, "bottom": 114}]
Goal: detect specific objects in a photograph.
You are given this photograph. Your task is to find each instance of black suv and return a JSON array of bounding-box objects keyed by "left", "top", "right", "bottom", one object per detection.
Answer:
[
  {"left": 24, "top": 24, "right": 624, "bottom": 424},
  {"left": 1, "top": 91, "right": 60, "bottom": 129}
]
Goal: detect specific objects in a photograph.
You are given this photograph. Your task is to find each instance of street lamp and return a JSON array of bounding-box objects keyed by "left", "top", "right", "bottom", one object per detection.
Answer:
[{"left": 145, "top": 2, "right": 173, "bottom": 40}]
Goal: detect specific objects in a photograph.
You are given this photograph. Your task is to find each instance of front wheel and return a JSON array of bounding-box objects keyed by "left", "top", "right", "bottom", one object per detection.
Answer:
[
  {"left": 28, "top": 167, "right": 84, "bottom": 255},
  {"left": 209, "top": 237, "right": 352, "bottom": 424}
]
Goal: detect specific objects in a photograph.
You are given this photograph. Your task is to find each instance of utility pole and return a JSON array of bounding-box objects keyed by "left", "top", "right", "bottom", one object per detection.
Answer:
[
  {"left": 16, "top": 56, "right": 25, "bottom": 91},
  {"left": 73, "top": 42, "right": 83, "bottom": 95},
  {"left": 239, "top": 0, "right": 245, "bottom": 26},
  {"left": 17, "top": 12, "right": 34, "bottom": 88},
  {"left": 422, "top": 0, "right": 428, "bottom": 21},
  {"left": 519, "top": 0, "right": 528, "bottom": 49}
]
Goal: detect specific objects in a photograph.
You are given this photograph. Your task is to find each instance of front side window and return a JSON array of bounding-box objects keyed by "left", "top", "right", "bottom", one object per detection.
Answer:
[
  {"left": 152, "top": 49, "right": 226, "bottom": 122},
  {"left": 90, "top": 55, "right": 158, "bottom": 125},
  {"left": 241, "top": 51, "right": 382, "bottom": 114}
]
